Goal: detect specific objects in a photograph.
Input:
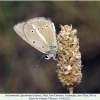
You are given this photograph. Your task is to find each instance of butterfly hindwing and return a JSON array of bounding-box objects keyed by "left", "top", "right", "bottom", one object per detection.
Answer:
[
  {"left": 35, "top": 17, "right": 56, "bottom": 44},
  {"left": 23, "top": 17, "right": 56, "bottom": 54},
  {"left": 23, "top": 18, "right": 50, "bottom": 53}
]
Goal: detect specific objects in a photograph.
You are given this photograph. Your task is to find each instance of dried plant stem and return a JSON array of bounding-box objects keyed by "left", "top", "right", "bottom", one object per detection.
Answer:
[{"left": 68, "top": 87, "right": 74, "bottom": 94}]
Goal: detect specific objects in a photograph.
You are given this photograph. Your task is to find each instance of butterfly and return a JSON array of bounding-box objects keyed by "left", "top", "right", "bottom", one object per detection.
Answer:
[{"left": 13, "top": 17, "right": 57, "bottom": 60}]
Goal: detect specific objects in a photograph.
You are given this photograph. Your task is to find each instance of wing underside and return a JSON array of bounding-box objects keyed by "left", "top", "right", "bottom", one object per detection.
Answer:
[{"left": 14, "top": 17, "right": 57, "bottom": 54}]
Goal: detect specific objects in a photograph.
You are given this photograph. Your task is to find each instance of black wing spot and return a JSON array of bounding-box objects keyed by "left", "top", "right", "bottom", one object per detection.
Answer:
[
  {"left": 42, "top": 27, "right": 44, "bottom": 30},
  {"left": 45, "top": 25, "right": 48, "bottom": 28},
  {"left": 42, "top": 46, "right": 44, "bottom": 48},
  {"left": 31, "top": 30, "right": 34, "bottom": 33},
  {"left": 33, "top": 41, "right": 35, "bottom": 43},
  {"left": 22, "top": 34, "right": 25, "bottom": 36},
  {"left": 38, "top": 28, "right": 40, "bottom": 30}
]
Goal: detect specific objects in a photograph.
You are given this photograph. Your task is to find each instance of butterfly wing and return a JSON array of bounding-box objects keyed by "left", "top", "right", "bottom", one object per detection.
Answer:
[
  {"left": 23, "top": 17, "right": 57, "bottom": 54},
  {"left": 31, "top": 17, "right": 56, "bottom": 44},
  {"left": 13, "top": 22, "right": 28, "bottom": 42}
]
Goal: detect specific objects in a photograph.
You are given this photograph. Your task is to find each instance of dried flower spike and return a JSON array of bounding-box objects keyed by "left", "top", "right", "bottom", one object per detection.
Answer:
[{"left": 56, "top": 25, "right": 82, "bottom": 93}]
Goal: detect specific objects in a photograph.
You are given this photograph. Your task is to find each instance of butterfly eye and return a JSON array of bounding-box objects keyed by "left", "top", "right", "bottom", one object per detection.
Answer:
[
  {"left": 33, "top": 41, "right": 35, "bottom": 43},
  {"left": 45, "top": 55, "right": 48, "bottom": 58}
]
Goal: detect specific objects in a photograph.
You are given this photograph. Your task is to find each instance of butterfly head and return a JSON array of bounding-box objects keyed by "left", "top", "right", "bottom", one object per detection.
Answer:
[{"left": 45, "top": 43, "right": 58, "bottom": 60}]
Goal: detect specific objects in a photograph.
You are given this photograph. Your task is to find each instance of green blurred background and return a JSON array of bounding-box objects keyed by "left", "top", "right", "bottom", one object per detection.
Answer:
[{"left": 0, "top": 1, "right": 100, "bottom": 93}]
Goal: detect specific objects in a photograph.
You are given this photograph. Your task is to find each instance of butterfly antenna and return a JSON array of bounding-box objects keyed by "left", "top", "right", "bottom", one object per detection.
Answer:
[{"left": 34, "top": 55, "right": 45, "bottom": 69}]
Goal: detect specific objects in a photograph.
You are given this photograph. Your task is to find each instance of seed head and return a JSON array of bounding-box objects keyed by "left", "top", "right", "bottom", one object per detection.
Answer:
[{"left": 56, "top": 25, "right": 82, "bottom": 93}]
